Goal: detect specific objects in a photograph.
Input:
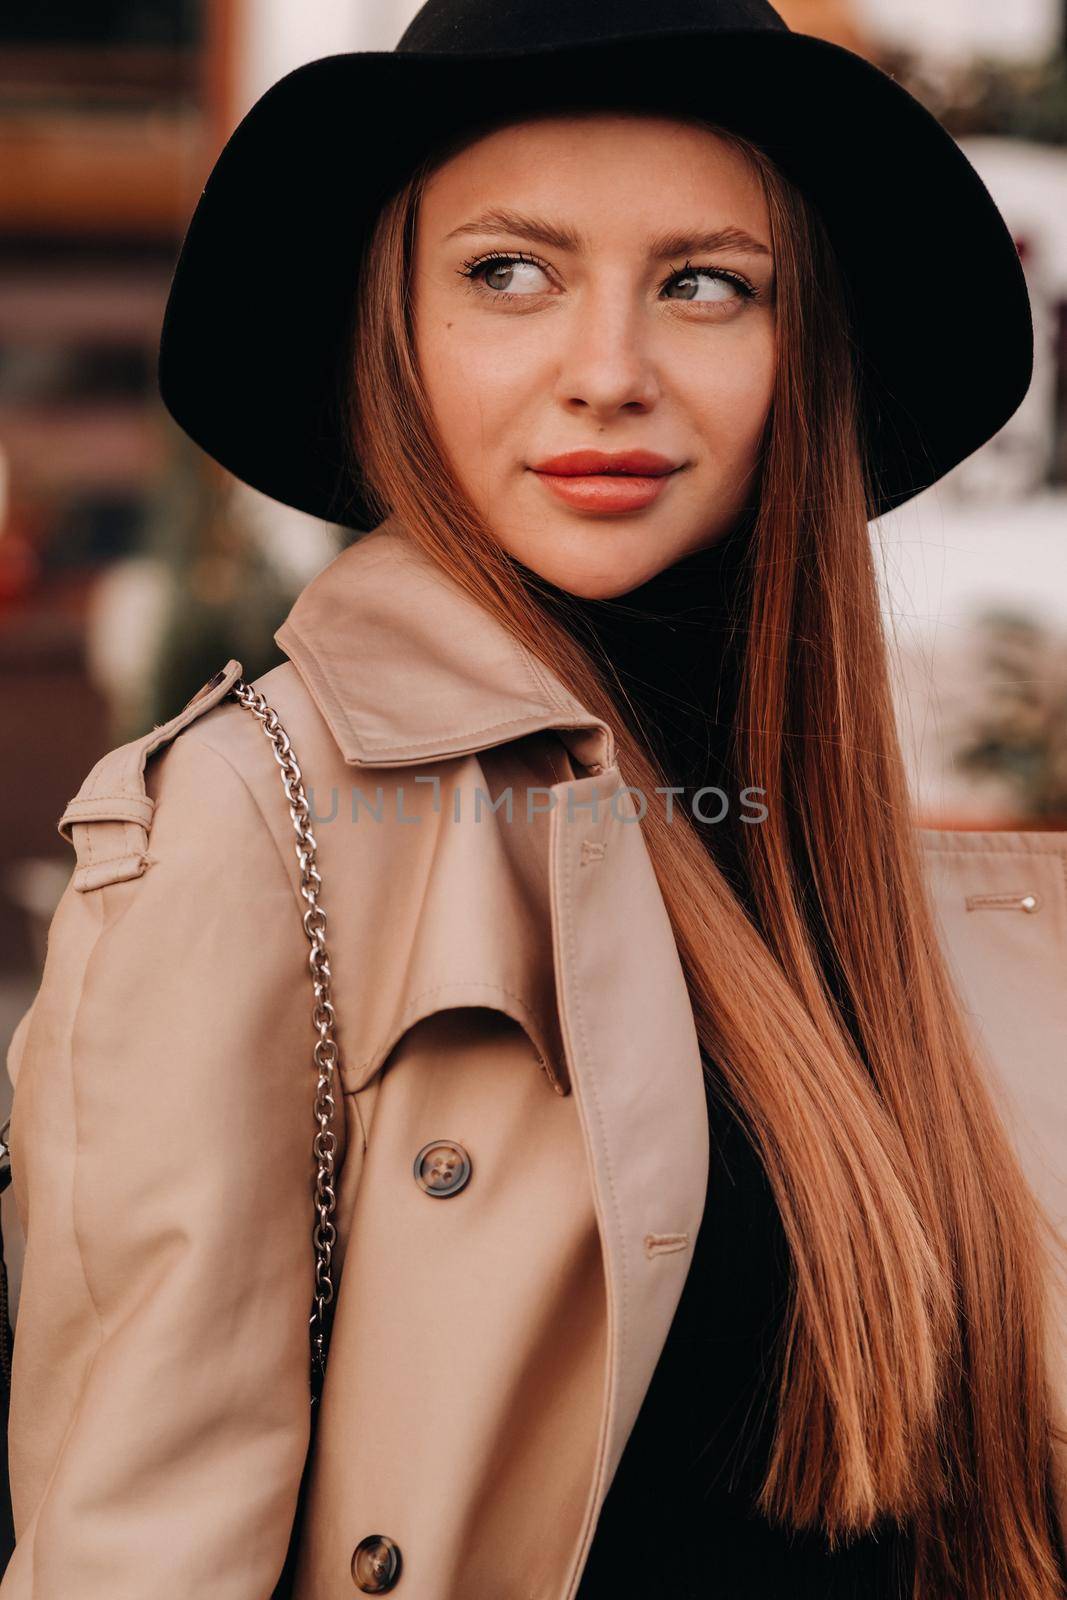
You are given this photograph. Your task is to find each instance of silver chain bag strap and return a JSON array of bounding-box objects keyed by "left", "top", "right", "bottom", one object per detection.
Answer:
[
  {"left": 230, "top": 678, "right": 341, "bottom": 1397},
  {"left": 0, "top": 676, "right": 340, "bottom": 1598}
]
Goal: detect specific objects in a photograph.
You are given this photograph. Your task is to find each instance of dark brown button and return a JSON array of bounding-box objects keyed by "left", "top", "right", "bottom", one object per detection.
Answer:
[
  {"left": 413, "top": 1139, "right": 471, "bottom": 1197},
  {"left": 351, "top": 1533, "right": 402, "bottom": 1592}
]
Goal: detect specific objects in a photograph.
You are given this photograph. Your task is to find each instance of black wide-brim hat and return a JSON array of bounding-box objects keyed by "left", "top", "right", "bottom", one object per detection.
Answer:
[{"left": 157, "top": 0, "right": 1033, "bottom": 529}]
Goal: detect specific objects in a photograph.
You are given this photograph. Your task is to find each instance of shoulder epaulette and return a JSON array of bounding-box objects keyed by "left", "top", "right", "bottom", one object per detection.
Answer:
[{"left": 57, "top": 659, "right": 244, "bottom": 893}]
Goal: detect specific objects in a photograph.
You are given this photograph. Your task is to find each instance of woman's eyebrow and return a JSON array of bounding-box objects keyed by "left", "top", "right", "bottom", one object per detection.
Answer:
[{"left": 444, "top": 207, "right": 771, "bottom": 259}]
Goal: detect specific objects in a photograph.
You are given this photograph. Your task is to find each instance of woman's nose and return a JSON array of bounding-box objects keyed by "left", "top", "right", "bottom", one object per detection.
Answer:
[{"left": 553, "top": 291, "right": 662, "bottom": 417}]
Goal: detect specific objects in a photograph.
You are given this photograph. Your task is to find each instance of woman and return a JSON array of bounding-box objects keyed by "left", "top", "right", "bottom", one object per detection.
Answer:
[{"left": 4, "top": 1, "right": 1066, "bottom": 1597}]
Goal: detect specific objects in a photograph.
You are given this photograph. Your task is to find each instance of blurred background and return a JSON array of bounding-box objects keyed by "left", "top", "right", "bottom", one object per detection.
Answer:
[{"left": 0, "top": 0, "right": 1065, "bottom": 1319}]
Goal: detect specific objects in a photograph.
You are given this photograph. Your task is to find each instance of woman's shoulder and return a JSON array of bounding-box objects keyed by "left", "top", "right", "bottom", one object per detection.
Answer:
[
  {"left": 51, "top": 651, "right": 428, "bottom": 926},
  {"left": 9, "top": 660, "right": 327, "bottom": 1098},
  {"left": 54, "top": 657, "right": 329, "bottom": 898},
  {"left": 54, "top": 659, "right": 244, "bottom": 893}
]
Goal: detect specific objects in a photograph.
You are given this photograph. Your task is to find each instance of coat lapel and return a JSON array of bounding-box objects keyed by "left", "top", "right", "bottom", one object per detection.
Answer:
[
  {"left": 274, "top": 514, "right": 613, "bottom": 772},
  {"left": 273, "top": 514, "right": 710, "bottom": 1572},
  {"left": 548, "top": 768, "right": 708, "bottom": 1590}
]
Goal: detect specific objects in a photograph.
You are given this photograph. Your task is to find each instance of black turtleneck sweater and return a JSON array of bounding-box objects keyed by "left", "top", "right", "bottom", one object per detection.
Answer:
[{"left": 518, "top": 524, "right": 915, "bottom": 1599}]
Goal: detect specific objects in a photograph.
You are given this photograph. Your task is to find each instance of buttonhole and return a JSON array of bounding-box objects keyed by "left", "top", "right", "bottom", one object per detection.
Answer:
[
  {"left": 645, "top": 1231, "right": 690, "bottom": 1258},
  {"left": 964, "top": 891, "right": 1041, "bottom": 913}
]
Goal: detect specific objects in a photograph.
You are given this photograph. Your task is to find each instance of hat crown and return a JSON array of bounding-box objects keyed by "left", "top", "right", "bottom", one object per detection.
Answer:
[
  {"left": 396, "top": 0, "right": 788, "bottom": 56},
  {"left": 157, "top": 3, "right": 1032, "bottom": 527}
]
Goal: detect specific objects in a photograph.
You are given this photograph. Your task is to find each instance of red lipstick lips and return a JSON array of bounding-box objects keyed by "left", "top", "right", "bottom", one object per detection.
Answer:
[{"left": 529, "top": 449, "right": 682, "bottom": 514}]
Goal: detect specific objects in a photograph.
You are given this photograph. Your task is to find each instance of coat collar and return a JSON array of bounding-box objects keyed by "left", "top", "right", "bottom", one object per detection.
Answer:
[
  {"left": 273, "top": 513, "right": 1067, "bottom": 868},
  {"left": 274, "top": 511, "right": 615, "bottom": 773}
]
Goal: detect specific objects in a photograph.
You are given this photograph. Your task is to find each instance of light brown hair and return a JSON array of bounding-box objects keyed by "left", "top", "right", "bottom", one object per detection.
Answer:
[{"left": 340, "top": 108, "right": 1067, "bottom": 1597}]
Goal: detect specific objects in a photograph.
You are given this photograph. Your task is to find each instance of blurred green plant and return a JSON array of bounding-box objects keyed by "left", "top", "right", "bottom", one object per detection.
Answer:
[
  {"left": 953, "top": 607, "right": 1067, "bottom": 821},
  {"left": 882, "top": 45, "right": 1067, "bottom": 145},
  {"left": 130, "top": 425, "right": 334, "bottom": 736}
]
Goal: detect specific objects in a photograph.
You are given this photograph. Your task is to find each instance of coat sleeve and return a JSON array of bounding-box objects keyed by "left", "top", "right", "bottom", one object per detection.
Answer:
[{"left": 1, "top": 729, "right": 319, "bottom": 1599}]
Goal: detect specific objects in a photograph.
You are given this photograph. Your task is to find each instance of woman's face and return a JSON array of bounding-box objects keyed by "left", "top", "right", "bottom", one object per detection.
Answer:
[{"left": 411, "top": 112, "right": 776, "bottom": 599}]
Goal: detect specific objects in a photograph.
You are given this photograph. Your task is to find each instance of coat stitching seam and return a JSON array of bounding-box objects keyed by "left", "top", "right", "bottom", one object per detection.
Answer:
[
  {"left": 349, "top": 981, "right": 554, "bottom": 1083},
  {"left": 355, "top": 709, "right": 560, "bottom": 753},
  {"left": 924, "top": 842, "right": 1067, "bottom": 857},
  {"left": 186, "top": 729, "right": 316, "bottom": 927},
  {"left": 63, "top": 793, "right": 155, "bottom": 808},
  {"left": 23, "top": 888, "right": 110, "bottom": 1590},
  {"left": 519, "top": 648, "right": 580, "bottom": 715},
  {"left": 72, "top": 850, "right": 146, "bottom": 871},
  {"left": 561, "top": 812, "right": 628, "bottom": 1403},
  {"left": 285, "top": 619, "right": 561, "bottom": 755}
]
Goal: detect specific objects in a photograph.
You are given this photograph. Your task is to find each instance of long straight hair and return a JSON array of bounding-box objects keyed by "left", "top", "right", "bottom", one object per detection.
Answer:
[{"left": 339, "top": 110, "right": 1067, "bottom": 1598}]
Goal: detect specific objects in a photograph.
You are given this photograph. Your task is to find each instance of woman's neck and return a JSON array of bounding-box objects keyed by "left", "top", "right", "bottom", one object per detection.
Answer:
[{"left": 519, "top": 518, "right": 753, "bottom": 808}]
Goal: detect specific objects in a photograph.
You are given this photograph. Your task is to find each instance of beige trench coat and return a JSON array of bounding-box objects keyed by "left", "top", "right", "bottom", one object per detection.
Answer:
[{"left": 4, "top": 513, "right": 1065, "bottom": 1598}]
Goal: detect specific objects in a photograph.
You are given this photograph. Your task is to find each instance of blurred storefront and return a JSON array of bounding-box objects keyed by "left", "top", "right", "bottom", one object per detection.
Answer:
[
  {"left": 1, "top": 3, "right": 219, "bottom": 986},
  {"left": 0, "top": 3, "right": 385, "bottom": 999}
]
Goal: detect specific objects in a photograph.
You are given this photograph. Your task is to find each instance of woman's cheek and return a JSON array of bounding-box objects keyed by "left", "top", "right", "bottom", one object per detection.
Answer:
[
  {"left": 417, "top": 343, "right": 511, "bottom": 510},
  {"left": 419, "top": 330, "right": 478, "bottom": 453},
  {"left": 425, "top": 323, "right": 515, "bottom": 428},
  {"left": 694, "top": 330, "right": 774, "bottom": 463}
]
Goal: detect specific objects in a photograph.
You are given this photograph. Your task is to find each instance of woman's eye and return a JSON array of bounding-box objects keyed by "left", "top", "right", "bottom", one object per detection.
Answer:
[
  {"left": 466, "top": 255, "right": 551, "bottom": 295},
  {"left": 460, "top": 254, "right": 755, "bottom": 306},
  {"left": 664, "top": 268, "right": 749, "bottom": 303}
]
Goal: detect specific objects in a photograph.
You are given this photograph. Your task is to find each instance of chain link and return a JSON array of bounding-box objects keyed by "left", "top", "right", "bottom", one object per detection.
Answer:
[{"left": 230, "top": 679, "right": 340, "bottom": 1397}]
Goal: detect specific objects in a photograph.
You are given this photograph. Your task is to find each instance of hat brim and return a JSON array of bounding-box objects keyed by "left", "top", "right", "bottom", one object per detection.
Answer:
[{"left": 157, "top": 30, "right": 1032, "bottom": 527}]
